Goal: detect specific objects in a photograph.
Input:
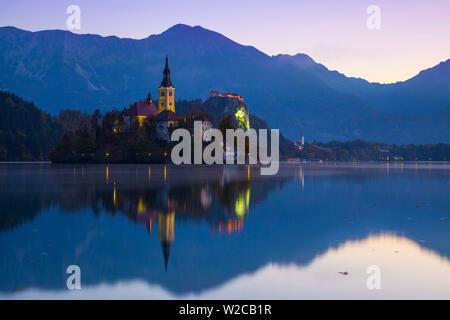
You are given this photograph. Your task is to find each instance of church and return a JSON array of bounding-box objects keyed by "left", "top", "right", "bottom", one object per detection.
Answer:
[{"left": 124, "top": 56, "right": 179, "bottom": 139}]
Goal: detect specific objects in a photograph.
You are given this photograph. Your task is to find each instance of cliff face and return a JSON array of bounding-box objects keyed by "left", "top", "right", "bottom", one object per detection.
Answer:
[{"left": 203, "top": 96, "right": 250, "bottom": 130}]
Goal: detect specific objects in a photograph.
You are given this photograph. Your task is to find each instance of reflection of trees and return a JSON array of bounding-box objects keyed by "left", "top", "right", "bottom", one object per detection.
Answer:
[
  {"left": 0, "top": 190, "right": 54, "bottom": 231},
  {"left": 0, "top": 166, "right": 294, "bottom": 234},
  {"left": 0, "top": 166, "right": 60, "bottom": 231},
  {"left": 44, "top": 167, "right": 292, "bottom": 238},
  {"left": 45, "top": 167, "right": 290, "bottom": 270},
  {"left": 4, "top": 164, "right": 395, "bottom": 235}
]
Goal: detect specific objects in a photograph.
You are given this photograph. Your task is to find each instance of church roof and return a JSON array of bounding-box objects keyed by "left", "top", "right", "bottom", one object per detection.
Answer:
[
  {"left": 124, "top": 101, "right": 158, "bottom": 117},
  {"left": 155, "top": 110, "right": 179, "bottom": 121},
  {"left": 160, "top": 55, "right": 174, "bottom": 88}
]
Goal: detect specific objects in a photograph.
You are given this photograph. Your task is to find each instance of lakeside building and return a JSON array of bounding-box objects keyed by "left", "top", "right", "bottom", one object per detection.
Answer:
[
  {"left": 123, "top": 94, "right": 158, "bottom": 128},
  {"left": 294, "top": 132, "right": 305, "bottom": 150},
  {"left": 122, "top": 56, "right": 249, "bottom": 146},
  {"left": 124, "top": 56, "right": 178, "bottom": 131}
]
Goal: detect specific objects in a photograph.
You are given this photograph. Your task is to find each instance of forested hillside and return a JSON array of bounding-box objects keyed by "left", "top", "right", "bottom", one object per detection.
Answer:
[{"left": 0, "top": 91, "right": 63, "bottom": 160}]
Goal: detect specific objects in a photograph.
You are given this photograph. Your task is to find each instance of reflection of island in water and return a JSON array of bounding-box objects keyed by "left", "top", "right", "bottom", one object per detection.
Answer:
[
  {"left": 0, "top": 163, "right": 449, "bottom": 296},
  {"left": 56, "top": 166, "right": 276, "bottom": 270},
  {"left": 0, "top": 165, "right": 289, "bottom": 271},
  {"left": 136, "top": 179, "right": 252, "bottom": 270}
]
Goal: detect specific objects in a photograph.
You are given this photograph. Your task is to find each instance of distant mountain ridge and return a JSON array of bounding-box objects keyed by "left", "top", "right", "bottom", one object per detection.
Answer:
[
  {"left": 0, "top": 24, "right": 449, "bottom": 143},
  {"left": 274, "top": 53, "right": 450, "bottom": 114}
]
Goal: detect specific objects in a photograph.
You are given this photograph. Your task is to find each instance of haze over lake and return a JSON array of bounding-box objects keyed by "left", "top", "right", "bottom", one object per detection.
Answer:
[{"left": 0, "top": 162, "right": 449, "bottom": 299}]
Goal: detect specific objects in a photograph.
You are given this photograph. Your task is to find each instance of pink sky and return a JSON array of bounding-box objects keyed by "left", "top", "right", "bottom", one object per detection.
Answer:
[{"left": 1, "top": 0, "right": 449, "bottom": 83}]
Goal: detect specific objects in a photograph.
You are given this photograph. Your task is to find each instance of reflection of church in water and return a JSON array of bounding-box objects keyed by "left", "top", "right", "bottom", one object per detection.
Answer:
[
  {"left": 116, "top": 167, "right": 252, "bottom": 271},
  {"left": 158, "top": 211, "right": 174, "bottom": 271}
]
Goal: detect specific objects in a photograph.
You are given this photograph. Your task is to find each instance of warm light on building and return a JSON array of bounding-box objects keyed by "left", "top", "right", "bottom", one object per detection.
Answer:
[
  {"left": 210, "top": 90, "right": 244, "bottom": 102},
  {"left": 234, "top": 106, "right": 250, "bottom": 130},
  {"left": 158, "top": 56, "right": 175, "bottom": 113}
]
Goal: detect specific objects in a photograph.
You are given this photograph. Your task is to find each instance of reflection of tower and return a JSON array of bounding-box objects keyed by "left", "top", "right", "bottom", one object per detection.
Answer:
[
  {"left": 137, "top": 196, "right": 147, "bottom": 213},
  {"left": 158, "top": 211, "right": 175, "bottom": 271}
]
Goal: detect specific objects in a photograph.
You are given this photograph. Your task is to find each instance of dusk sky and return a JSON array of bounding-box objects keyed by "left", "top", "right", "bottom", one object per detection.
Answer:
[{"left": 1, "top": 0, "right": 449, "bottom": 83}]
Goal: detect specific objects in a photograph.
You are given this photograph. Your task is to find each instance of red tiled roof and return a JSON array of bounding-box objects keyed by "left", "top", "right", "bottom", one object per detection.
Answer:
[{"left": 124, "top": 101, "right": 158, "bottom": 117}]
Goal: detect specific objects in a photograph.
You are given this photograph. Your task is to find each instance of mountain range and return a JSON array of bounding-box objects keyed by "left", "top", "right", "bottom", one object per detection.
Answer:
[{"left": 0, "top": 24, "right": 449, "bottom": 143}]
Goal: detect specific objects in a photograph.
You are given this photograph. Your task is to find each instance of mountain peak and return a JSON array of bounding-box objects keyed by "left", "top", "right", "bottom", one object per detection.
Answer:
[
  {"left": 160, "top": 24, "right": 217, "bottom": 37},
  {"left": 164, "top": 24, "right": 203, "bottom": 32},
  {"left": 275, "top": 53, "right": 317, "bottom": 65},
  {"left": 154, "top": 23, "right": 259, "bottom": 55},
  {"left": 273, "top": 53, "right": 328, "bottom": 73},
  {"left": 0, "top": 26, "right": 31, "bottom": 36}
]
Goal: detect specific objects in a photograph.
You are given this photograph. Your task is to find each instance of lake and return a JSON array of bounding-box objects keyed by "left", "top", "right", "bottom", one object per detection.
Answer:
[{"left": 0, "top": 162, "right": 449, "bottom": 299}]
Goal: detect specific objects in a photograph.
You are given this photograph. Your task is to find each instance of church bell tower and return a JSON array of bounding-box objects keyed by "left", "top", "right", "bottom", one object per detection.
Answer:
[{"left": 158, "top": 55, "right": 175, "bottom": 113}]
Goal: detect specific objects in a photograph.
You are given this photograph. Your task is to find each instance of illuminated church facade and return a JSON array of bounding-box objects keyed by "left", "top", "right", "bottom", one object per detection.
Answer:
[
  {"left": 124, "top": 56, "right": 178, "bottom": 134},
  {"left": 124, "top": 55, "right": 247, "bottom": 142},
  {"left": 158, "top": 56, "right": 176, "bottom": 113}
]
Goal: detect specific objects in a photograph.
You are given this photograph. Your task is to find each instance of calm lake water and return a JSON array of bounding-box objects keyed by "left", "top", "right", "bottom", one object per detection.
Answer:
[{"left": 0, "top": 162, "right": 449, "bottom": 299}]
